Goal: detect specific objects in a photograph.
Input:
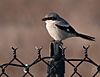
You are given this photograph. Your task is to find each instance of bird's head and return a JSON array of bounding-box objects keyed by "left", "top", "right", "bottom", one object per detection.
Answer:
[{"left": 42, "top": 12, "right": 61, "bottom": 23}]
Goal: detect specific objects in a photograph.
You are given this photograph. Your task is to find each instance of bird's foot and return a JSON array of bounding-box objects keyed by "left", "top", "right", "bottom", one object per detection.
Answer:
[{"left": 52, "top": 40, "right": 63, "bottom": 46}]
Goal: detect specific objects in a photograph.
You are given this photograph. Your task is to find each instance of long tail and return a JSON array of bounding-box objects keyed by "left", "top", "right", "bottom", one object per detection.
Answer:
[{"left": 76, "top": 33, "right": 95, "bottom": 41}]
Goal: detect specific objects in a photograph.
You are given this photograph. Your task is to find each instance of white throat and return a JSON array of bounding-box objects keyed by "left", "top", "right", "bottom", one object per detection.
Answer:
[{"left": 45, "top": 20, "right": 57, "bottom": 25}]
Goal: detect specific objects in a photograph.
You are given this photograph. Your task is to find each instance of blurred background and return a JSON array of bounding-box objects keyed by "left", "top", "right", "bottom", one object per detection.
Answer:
[{"left": 0, "top": 0, "right": 100, "bottom": 77}]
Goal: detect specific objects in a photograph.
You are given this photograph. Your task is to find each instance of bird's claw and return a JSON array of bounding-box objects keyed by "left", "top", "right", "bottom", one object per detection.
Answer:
[{"left": 52, "top": 40, "right": 63, "bottom": 46}]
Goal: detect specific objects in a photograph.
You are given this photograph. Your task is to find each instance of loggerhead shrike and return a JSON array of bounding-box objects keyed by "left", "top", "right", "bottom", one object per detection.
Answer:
[{"left": 42, "top": 12, "right": 95, "bottom": 42}]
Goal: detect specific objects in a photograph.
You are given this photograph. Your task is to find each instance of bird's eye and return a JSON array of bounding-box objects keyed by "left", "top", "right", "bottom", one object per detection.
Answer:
[{"left": 50, "top": 17, "right": 57, "bottom": 20}]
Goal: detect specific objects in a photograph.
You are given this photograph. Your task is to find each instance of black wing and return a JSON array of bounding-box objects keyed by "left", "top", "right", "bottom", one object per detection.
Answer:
[{"left": 55, "top": 24, "right": 77, "bottom": 33}]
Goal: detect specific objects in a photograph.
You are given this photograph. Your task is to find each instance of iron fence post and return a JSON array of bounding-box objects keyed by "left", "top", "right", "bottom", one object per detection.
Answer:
[{"left": 47, "top": 41, "right": 65, "bottom": 77}]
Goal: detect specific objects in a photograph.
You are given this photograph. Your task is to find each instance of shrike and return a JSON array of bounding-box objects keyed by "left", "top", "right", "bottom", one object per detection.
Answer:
[{"left": 42, "top": 12, "right": 95, "bottom": 42}]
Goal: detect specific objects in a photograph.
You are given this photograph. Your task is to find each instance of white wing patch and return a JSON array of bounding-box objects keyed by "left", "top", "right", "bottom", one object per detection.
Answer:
[{"left": 67, "top": 29, "right": 70, "bottom": 32}]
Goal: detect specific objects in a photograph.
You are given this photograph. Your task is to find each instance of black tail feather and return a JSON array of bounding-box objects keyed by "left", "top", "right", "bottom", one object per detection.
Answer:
[{"left": 77, "top": 33, "right": 95, "bottom": 41}]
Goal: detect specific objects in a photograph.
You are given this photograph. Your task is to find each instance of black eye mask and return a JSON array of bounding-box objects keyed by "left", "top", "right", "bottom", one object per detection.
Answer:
[{"left": 42, "top": 17, "right": 57, "bottom": 21}]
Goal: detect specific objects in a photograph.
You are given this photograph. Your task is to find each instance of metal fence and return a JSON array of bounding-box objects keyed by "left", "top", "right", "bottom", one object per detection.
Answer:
[{"left": 0, "top": 42, "right": 99, "bottom": 77}]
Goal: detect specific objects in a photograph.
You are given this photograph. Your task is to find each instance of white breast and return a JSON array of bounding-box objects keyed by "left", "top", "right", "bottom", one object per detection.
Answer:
[{"left": 45, "top": 20, "right": 73, "bottom": 41}]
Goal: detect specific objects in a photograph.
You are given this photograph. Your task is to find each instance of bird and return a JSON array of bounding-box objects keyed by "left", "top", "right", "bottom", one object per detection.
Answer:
[{"left": 42, "top": 12, "right": 95, "bottom": 42}]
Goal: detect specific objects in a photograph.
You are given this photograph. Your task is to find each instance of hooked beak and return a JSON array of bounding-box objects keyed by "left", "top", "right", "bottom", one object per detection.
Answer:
[{"left": 42, "top": 17, "right": 47, "bottom": 21}]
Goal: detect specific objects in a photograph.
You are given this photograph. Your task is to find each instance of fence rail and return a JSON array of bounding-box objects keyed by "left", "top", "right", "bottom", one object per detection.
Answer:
[{"left": 0, "top": 42, "right": 99, "bottom": 77}]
